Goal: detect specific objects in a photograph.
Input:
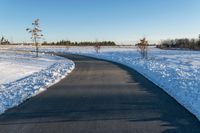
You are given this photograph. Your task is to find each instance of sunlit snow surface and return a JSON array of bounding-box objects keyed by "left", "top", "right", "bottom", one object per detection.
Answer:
[{"left": 0, "top": 49, "right": 75, "bottom": 114}]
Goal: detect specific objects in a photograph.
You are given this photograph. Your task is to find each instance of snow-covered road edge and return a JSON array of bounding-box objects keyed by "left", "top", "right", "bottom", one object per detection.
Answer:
[{"left": 0, "top": 55, "right": 75, "bottom": 114}]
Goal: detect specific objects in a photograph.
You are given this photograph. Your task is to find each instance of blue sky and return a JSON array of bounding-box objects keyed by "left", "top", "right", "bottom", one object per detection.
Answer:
[{"left": 0, "top": 0, "right": 200, "bottom": 44}]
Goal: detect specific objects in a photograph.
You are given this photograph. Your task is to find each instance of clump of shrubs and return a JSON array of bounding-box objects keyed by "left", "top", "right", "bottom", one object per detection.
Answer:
[{"left": 159, "top": 36, "right": 200, "bottom": 50}]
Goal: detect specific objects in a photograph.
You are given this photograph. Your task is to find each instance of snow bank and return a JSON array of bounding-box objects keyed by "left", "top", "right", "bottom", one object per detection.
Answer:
[{"left": 0, "top": 50, "right": 75, "bottom": 114}]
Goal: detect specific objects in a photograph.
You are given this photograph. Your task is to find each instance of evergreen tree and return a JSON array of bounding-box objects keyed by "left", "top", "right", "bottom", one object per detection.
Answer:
[{"left": 26, "top": 19, "right": 44, "bottom": 57}]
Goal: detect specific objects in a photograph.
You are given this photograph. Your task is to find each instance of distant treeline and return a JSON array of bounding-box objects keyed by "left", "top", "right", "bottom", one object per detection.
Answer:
[
  {"left": 159, "top": 36, "right": 200, "bottom": 50},
  {"left": 42, "top": 40, "right": 116, "bottom": 46}
]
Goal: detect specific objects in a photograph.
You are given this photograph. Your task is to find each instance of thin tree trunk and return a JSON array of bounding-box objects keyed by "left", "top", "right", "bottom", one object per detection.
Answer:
[{"left": 34, "top": 37, "right": 38, "bottom": 57}]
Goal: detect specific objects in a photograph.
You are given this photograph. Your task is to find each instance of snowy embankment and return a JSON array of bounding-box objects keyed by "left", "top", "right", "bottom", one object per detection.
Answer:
[
  {"left": 0, "top": 49, "right": 75, "bottom": 114},
  {"left": 9, "top": 46, "right": 200, "bottom": 120}
]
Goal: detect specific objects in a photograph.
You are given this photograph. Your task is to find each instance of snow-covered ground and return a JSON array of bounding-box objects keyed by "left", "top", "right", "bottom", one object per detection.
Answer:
[
  {"left": 5, "top": 45, "right": 200, "bottom": 121},
  {"left": 0, "top": 49, "right": 75, "bottom": 114}
]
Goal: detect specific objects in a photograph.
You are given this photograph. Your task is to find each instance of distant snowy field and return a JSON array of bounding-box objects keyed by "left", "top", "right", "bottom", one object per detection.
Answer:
[
  {"left": 0, "top": 49, "right": 75, "bottom": 114},
  {"left": 5, "top": 45, "right": 200, "bottom": 120}
]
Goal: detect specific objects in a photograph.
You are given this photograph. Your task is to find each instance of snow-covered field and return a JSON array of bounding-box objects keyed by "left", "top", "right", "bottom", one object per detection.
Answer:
[
  {"left": 0, "top": 49, "right": 75, "bottom": 114},
  {"left": 4, "top": 45, "right": 200, "bottom": 121}
]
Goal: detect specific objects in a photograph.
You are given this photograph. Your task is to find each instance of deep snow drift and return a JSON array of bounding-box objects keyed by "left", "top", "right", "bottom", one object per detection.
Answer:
[
  {"left": 7, "top": 46, "right": 200, "bottom": 120},
  {"left": 0, "top": 49, "right": 75, "bottom": 114}
]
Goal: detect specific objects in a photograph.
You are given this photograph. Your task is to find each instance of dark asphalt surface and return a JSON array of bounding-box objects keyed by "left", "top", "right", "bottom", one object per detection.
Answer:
[{"left": 0, "top": 54, "right": 199, "bottom": 133}]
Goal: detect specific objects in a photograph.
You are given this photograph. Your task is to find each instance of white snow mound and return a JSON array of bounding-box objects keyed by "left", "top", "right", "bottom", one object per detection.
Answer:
[{"left": 0, "top": 50, "right": 75, "bottom": 114}]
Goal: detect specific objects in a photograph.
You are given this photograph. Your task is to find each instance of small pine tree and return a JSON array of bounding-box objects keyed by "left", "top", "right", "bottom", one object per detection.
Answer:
[
  {"left": 0, "top": 36, "right": 4, "bottom": 44},
  {"left": 0, "top": 36, "right": 10, "bottom": 45},
  {"left": 26, "top": 19, "right": 43, "bottom": 57}
]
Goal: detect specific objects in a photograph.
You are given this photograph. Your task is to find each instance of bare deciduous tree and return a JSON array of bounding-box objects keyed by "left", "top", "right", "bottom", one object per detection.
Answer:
[
  {"left": 159, "top": 35, "right": 200, "bottom": 50},
  {"left": 94, "top": 39, "right": 101, "bottom": 54},
  {"left": 94, "top": 44, "right": 101, "bottom": 53},
  {"left": 137, "top": 38, "right": 148, "bottom": 59},
  {"left": 66, "top": 45, "right": 70, "bottom": 52},
  {"left": 26, "top": 19, "right": 43, "bottom": 57}
]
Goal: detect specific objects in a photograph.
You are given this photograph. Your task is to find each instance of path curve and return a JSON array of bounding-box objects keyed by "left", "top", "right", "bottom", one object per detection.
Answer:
[{"left": 0, "top": 54, "right": 199, "bottom": 133}]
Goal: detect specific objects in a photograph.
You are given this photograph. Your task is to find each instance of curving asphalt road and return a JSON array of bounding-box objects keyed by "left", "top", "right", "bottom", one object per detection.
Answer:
[{"left": 0, "top": 54, "right": 199, "bottom": 133}]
